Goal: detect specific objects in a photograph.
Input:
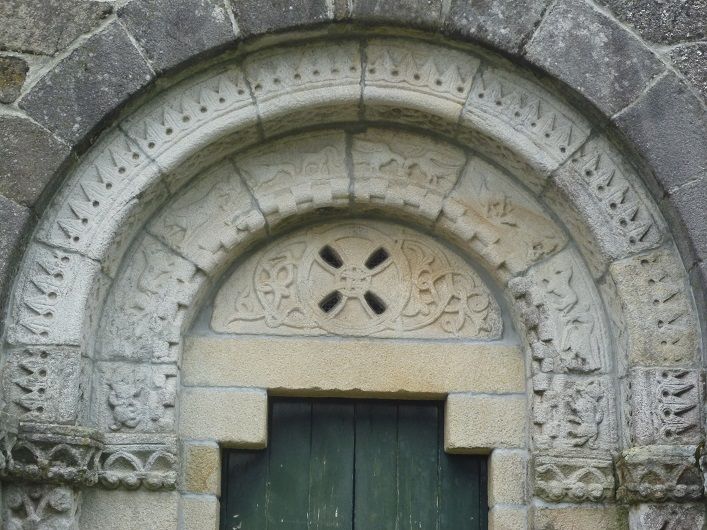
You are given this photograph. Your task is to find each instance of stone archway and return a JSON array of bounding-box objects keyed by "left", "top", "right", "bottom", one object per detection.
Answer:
[{"left": 0, "top": 31, "right": 703, "bottom": 529}]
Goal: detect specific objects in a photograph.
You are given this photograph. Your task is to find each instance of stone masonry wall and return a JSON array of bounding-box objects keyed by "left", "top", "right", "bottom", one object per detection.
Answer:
[{"left": 2, "top": 0, "right": 704, "bottom": 351}]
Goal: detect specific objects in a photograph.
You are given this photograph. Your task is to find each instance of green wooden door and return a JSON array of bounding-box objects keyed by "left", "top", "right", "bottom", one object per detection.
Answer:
[{"left": 221, "top": 398, "right": 488, "bottom": 530}]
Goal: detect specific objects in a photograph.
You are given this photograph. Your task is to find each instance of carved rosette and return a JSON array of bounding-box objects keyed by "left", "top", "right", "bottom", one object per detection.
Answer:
[
  {"left": 617, "top": 446, "right": 704, "bottom": 503},
  {"left": 533, "top": 451, "right": 615, "bottom": 502}
]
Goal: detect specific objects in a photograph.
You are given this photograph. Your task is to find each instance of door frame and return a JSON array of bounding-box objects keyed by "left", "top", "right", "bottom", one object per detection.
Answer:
[{"left": 177, "top": 335, "right": 528, "bottom": 529}]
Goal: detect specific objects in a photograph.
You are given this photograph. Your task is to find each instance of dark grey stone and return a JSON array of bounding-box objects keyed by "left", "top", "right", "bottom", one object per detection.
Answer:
[
  {"left": 664, "top": 177, "right": 707, "bottom": 264},
  {"left": 525, "top": 0, "right": 665, "bottom": 116},
  {"left": 119, "top": 0, "right": 236, "bottom": 73},
  {"left": 230, "top": 0, "right": 329, "bottom": 36},
  {"left": 444, "top": 0, "right": 552, "bottom": 55},
  {"left": 596, "top": 0, "right": 706, "bottom": 44},
  {"left": 0, "top": 115, "right": 73, "bottom": 207},
  {"left": 0, "top": 0, "right": 112, "bottom": 55},
  {"left": 614, "top": 73, "right": 707, "bottom": 193},
  {"left": 0, "top": 195, "right": 32, "bottom": 335},
  {"left": 670, "top": 42, "right": 707, "bottom": 103},
  {"left": 352, "top": 0, "right": 443, "bottom": 29},
  {"left": 19, "top": 23, "right": 154, "bottom": 146},
  {"left": 0, "top": 55, "right": 28, "bottom": 103}
]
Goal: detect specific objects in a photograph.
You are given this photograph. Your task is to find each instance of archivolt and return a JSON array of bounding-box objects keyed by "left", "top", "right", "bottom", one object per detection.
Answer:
[{"left": 1, "top": 32, "right": 702, "bottom": 505}]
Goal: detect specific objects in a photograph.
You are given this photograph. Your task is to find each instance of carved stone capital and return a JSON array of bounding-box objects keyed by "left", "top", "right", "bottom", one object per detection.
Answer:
[
  {"left": 0, "top": 423, "right": 177, "bottom": 491},
  {"left": 1, "top": 422, "right": 102, "bottom": 487},
  {"left": 617, "top": 445, "right": 703, "bottom": 503},
  {"left": 98, "top": 433, "right": 178, "bottom": 491},
  {"left": 533, "top": 450, "right": 615, "bottom": 503}
]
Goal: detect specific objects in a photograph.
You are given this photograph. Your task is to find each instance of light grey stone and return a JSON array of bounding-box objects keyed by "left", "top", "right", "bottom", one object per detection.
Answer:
[
  {"left": 608, "top": 246, "right": 699, "bottom": 367},
  {"left": 80, "top": 489, "right": 178, "bottom": 530},
  {"left": 0, "top": 196, "right": 31, "bottom": 324},
  {"left": 4, "top": 483, "right": 80, "bottom": 529},
  {"left": 628, "top": 368, "right": 703, "bottom": 446},
  {"left": 229, "top": 0, "right": 330, "bottom": 36},
  {"left": 629, "top": 503, "right": 706, "bottom": 530}
]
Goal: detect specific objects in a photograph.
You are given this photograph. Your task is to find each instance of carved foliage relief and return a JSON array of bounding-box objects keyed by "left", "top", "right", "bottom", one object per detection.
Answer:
[{"left": 212, "top": 220, "right": 502, "bottom": 339}]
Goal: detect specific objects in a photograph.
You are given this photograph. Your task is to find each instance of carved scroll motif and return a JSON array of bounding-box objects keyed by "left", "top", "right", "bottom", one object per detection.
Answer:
[{"left": 212, "top": 221, "right": 502, "bottom": 339}]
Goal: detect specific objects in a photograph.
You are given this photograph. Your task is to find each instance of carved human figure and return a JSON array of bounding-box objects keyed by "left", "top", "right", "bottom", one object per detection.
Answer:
[{"left": 107, "top": 378, "right": 143, "bottom": 431}]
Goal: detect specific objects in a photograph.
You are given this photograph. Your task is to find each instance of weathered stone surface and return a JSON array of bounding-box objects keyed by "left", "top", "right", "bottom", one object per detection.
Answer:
[
  {"left": 533, "top": 450, "right": 615, "bottom": 503},
  {"left": 148, "top": 160, "right": 265, "bottom": 276},
  {"left": 0, "top": 55, "right": 27, "bottom": 103},
  {"left": 233, "top": 131, "right": 349, "bottom": 227},
  {"left": 245, "top": 41, "right": 360, "bottom": 138},
  {"left": 629, "top": 503, "right": 706, "bottom": 530},
  {"left": 617, "top": 445, "right": 703, "bottom": 503},
  {"left": 19, "top": 23, "right": 154, "bottom": 144},
  {"left": 444, "top": 0, "right": 552, "bottom": 54},
  {"left": 628, "top": 368, "right": 703, "bottom": 446},
  {"left": 666, "top": 177, "right": 707, "bottom": 263},
  {"left": 534, "top": 505, "right": 628, "bottom": 530},
  {"left": 2, "top": 346, "right": 83, "bottom": 423},
  {"left": 438, "top": 155, "right": 566, "bottom": 280},
  {"left": 352, "top": 0, "right": 443, "bottom": 29},
  {"left": 351, "top": 128, "right": 465, "bottom": 225},
  {"left": 4, "top": 483, "right": 81, "bottom": 529},
  {"left": 364, "top": 39, "right": 480, "bottom": 136},
  {"left": 97, "top": 234, "right": 207, "bottom": 362},
  {"left": 510, "top": 248, "right": 612, "bottom": 376},
  {"left": 93, "top": 362, "right": 177, "bottom": 433},
  {"left": 596, "top": 0, "right": 707, "bottom": 44},
  {"left": 0, "top": 0, "right": 112, "bottom": 55},
  {"left": 0, "top": 196, "right": 31, "bottom": 307},
  {"left": 7, "top": 243, "right": 110, "bottom": 346},
  {"left": 0, "top": 115, "right": 72, "bottom": 206},
  {"left": 98, "top": 433, "right": 178, "bottom": 490},
  {"left": 183, "top": 337, "right": 525, "bottom": 395},
  {"left": 458, "top": 59, "right": 590, "bottom": 190},
  {"left": 670, "top": 42, "right": 707, "bottom": 103},
  {"left": 488, "top": 450, "right": 527, "bottom": 505},
  {"left": 179, "top": 387, "right": 267, "bottom": 447},
  {"left": 525, "top": 0, "right": 664, "bottom": 116},
  {"left": 229, "top": 0, "right": 329, "bottom": 36},
  {"left": 80, "top": 489, "right": 178, "bottom": 530},
  {"left": 211, "top": 219, "right": 503, "bottom": 339},
  {"left": 614, "top": 73, "right": 707, "bottom": 192},
  {"left": 182, "top": 442, "right": 220, "bottom": 495},
  {"left": 608, "top": 246, "right": 699, "bottom": 366},
  {"left": 488, "top": 507, "right": 528, "bottom": 530},
  {"left": 118, "top": 0, "right": 236, "bottom": 73},
  {"left": 547, "top": 135, "right": 665, "bottom": 276},
  {"left": 182, "top": 494, "right": 219, "bottom": 530},
  {"left": 445, "top": 393, "right": 526, "bottom": 452}
]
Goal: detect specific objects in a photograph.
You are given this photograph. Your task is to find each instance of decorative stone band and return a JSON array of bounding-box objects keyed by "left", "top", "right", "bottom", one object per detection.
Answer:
[
  {"left": 533, "top": 450, "right": 615, "bottom": 503},
  {"left": 617, "top": 445, "right": 704, "bottom": 503},
  {"left": 0, "top": 421, "right": 177, "bottom": 491}
]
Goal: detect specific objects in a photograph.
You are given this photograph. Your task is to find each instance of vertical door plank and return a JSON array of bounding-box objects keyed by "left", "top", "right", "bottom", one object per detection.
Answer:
[
  {"left": 308, "top": 401, "right": 355, "bottom": 530},
  {"left": 396, "top": 403, "right": 439, "bottom": 530},
  {"left": 354, "top": 401, "right": 398, "bottom": 530},
  {"left": 221, "top": 450, "right": 268, "bottom": 530},
  {"left": 267, "top": 400, "right": 313, "bottom": 530},
  {"left": 438, "top": 450, "right": 482, "bottom": 529}
]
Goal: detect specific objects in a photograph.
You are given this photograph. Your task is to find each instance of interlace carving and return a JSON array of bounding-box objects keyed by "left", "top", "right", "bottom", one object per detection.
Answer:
[{"left": 213, "top": 221, "right": 502, "bottom": 339}]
